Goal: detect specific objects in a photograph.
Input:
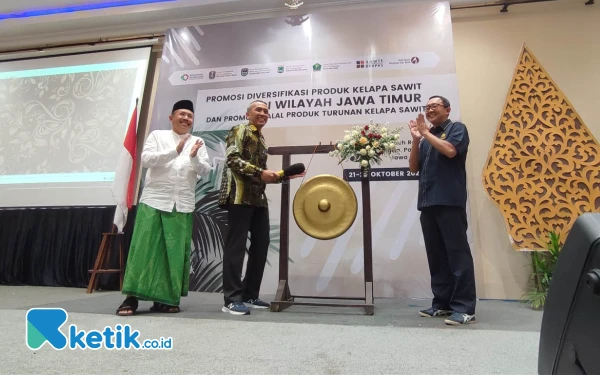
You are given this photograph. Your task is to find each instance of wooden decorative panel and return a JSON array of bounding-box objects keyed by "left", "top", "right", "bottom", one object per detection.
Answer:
[{"left": 482, "top": 44, "right": 600, "bottom": 251}]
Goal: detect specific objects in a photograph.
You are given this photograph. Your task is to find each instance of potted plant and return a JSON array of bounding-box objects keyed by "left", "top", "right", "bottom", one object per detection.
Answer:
[{"left": 521, "top": 231, "right": 562, "bottom": 310}]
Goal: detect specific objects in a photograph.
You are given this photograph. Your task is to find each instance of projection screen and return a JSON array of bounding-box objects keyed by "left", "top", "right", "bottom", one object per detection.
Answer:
[{"left": 0, "top": 47, "right": 151, "bottom": 208}]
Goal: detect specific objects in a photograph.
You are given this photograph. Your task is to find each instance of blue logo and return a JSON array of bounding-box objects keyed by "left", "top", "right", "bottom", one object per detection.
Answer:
[{"left": 26, "top": 308, "right": 173, "bottom": 350}]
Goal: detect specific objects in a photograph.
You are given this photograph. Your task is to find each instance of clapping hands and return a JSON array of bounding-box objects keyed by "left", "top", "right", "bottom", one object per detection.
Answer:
[
  {"left": 409, "top": 113, "right": 430, "bottom": 140},
  {"left": 175, "top": 135, "right": 204, "bottom": 157},
  {"left": 176, "top": 134, "right": 191, "bottom": 154},
  {"left": 190, "top": 139, "right": 204, "bottom": 157}
]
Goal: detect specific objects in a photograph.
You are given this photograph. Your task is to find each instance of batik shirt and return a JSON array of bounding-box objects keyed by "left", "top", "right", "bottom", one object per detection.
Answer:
[{"left": 218, "top": 123, "right": 281, "bottom": 208}]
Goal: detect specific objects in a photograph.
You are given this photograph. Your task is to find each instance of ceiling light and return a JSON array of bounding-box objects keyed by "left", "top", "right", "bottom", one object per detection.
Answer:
[
  {"left": 0, "top": 0, "right": 175, "bottom": 20},
  {"left": 285, "top": 0, "right": 304, "bottom": 9}
]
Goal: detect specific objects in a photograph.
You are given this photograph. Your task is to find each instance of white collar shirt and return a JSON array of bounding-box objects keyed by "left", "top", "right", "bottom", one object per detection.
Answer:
[{"left": 139, "top": 129, "right": 211, "bottom": 213}]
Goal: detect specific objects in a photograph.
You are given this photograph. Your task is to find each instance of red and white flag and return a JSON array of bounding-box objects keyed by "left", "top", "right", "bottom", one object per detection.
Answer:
[{"left": 112, "top": 103, "right": 138, "bottom": 233}]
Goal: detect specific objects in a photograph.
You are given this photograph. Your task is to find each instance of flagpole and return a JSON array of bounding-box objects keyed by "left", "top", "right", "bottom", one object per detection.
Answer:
[
  {"left": 132, "top": 97, "right": 140, "bottom": 209},
  {"left": 134, "top": 97, "right": 142, "bottom": 205},
  {"left": 133, "top": 97, "right": 144, "bottom": 222}
]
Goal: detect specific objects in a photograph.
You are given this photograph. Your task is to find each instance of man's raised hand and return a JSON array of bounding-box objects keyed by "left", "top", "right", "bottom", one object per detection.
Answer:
[
  {"left": 190, "top": 139, "right": 204, "bottom": 157},
  {"left": 415, "top": 113, "right": 430, "bottom": 136},
  {"left": 177, "top": 134, "right": 191, "bottom": 154},
  {"left": 409, "top": 120, "right": 422, "bottom": 141}
]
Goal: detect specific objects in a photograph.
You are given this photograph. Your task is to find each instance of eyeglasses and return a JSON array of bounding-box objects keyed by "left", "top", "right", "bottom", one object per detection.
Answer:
[{"left": 425, "top": 104, "right": 447, "bottom": 112}]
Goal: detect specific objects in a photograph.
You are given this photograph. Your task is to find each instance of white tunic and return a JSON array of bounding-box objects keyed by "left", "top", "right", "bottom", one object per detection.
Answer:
[{"left": 139, "top": 129, "right": 211, "bottom": 213}]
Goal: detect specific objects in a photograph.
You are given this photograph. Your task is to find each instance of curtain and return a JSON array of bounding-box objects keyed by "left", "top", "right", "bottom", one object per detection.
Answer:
[{"left": 0, "top": 206, "right": 136, "bottom": 289}]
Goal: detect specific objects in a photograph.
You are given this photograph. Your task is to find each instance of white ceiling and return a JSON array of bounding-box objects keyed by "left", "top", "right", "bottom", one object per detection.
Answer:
[{"left": 0, "top": 0, "right": 586, "bottom": 51}]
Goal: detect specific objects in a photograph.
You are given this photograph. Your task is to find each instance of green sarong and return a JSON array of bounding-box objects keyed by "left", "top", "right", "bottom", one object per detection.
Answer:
[{"left": 121, "top": 203, "right": 194, "bottom": 306}]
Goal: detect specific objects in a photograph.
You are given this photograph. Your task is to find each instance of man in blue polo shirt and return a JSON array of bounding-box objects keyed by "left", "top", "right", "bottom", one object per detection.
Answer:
[{"left": 408, "top": 95, "right": 476, "bottom": 326}]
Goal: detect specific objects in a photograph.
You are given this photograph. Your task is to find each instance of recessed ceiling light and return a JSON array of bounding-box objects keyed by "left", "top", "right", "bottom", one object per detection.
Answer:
[{"left": 285, "top": 0, "right": 304, "bottom": 10}]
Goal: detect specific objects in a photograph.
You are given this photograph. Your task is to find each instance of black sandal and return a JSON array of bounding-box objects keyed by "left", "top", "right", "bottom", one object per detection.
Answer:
[
  {"left": 150, "top": 302, "right": 180, "bottom": 313},
  {"left": 116, "top": 296, "right": 138, "bottom": 316}
]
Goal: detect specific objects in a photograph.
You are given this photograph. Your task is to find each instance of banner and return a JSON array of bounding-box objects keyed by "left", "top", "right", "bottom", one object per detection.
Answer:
[{"left": 149, "top": 1, "right": 473, "bottom": 298}]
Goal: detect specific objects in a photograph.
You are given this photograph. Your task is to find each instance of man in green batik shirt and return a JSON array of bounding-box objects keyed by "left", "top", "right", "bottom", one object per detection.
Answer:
[{"left": 218, "top": 100, "right": 304, "bottom": 315}]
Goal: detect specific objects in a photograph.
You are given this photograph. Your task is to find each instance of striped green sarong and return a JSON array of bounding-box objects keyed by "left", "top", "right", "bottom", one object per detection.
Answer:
[{"left": 121, "top": 203, "right": 194, "bottom": 306}]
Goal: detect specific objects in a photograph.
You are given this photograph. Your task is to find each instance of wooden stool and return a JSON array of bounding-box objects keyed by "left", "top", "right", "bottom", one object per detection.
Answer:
[{"left": 87, "top": 226, "right": 124, "bottom": 294}]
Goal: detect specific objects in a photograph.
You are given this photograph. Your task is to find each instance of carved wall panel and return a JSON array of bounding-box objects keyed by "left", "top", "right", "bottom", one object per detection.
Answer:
[{"left": 482, "top": 44, "right": 600, "bottom": 251}]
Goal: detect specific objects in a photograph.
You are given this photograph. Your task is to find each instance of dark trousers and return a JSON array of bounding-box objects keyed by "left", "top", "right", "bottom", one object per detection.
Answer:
[
  {"left": 419, "top": 205, "right": 477, "bottom": 315},
  {"left": 222, "top": 204, "right": 270, "bottom": 305}
]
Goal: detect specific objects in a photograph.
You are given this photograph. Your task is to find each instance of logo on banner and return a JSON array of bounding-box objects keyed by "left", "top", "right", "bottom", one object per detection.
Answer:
[
  {"left": 180, "top": 74, "right": 189, "bottom": 81},
  {"left": 277, "top": 66, "right": 285, "bottom": 73},
  {"left": 411, "top": 57, "right": 420, "bottom": 64},
  {"left": 209, "top": 71, "right": 216, "bottom": 79},
  {"left": 312, "top": 63, "right": 321, "bottom": 71},
  {"left": 356, "top": 59, "right": 384, "bottom": 68},
  {"left": 26, "top": 308, "right": 173, "bottom": 350},
  {"left": 241, "top": 68, "right": 248, "bottom": 76}
]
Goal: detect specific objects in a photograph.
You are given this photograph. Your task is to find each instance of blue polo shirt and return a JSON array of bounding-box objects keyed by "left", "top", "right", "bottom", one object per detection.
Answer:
[{"left": 417, "top": 119, "right": 469, "bottom": 211}]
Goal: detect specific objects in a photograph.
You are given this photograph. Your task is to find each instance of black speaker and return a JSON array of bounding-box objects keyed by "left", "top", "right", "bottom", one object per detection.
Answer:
[{"left": 538, "top": 213, "right": 600, "bottom": 375}]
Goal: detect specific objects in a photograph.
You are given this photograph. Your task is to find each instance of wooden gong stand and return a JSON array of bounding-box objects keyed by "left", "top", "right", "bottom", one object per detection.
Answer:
[{"left": 268, "top": 143, "right": 375, "bottom": 315}]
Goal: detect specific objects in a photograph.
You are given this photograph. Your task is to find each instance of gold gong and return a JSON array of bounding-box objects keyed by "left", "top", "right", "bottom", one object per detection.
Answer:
[{"left": 293, "top": 174, "right": 358, "bottom": 240}]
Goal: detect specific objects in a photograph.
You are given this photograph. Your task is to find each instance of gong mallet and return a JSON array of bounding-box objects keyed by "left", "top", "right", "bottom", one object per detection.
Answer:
[{"left": 277, "top": 163, "right": 306, "bottom": 180}]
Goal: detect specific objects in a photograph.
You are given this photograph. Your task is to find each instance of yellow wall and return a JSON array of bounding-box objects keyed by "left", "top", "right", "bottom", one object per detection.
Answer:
[{"left": 451, "top": 0, "right": 600, "bottom": 299}]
